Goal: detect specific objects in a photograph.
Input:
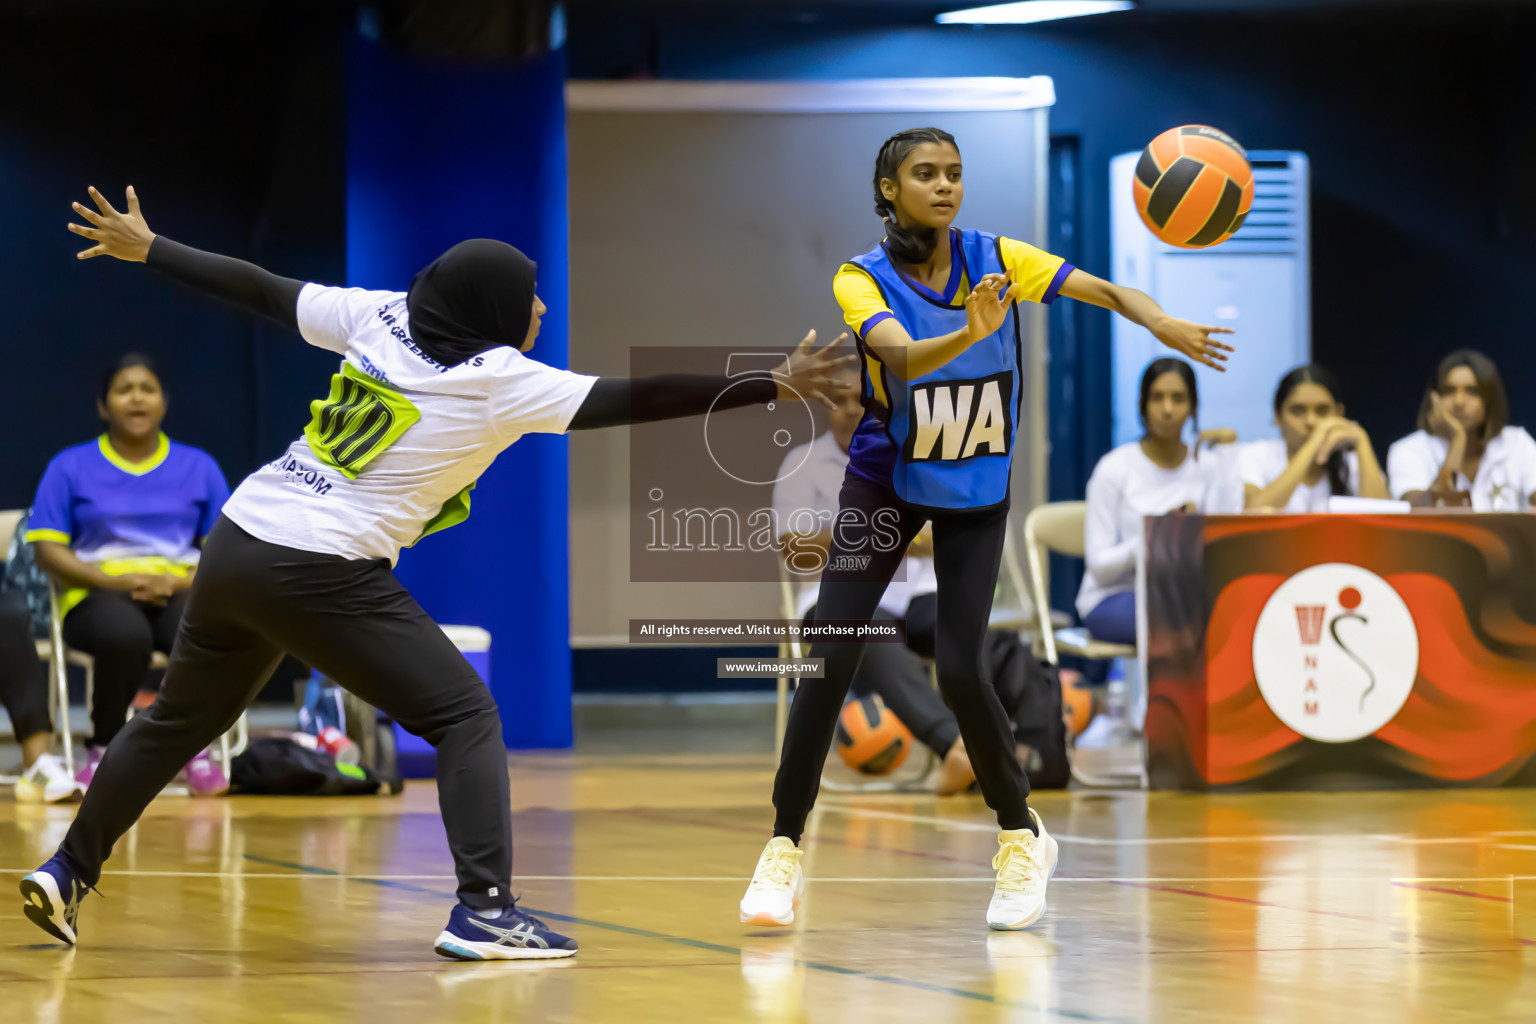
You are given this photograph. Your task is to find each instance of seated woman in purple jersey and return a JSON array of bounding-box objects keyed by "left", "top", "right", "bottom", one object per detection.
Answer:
[{"left": 26, "top": 354, "right": 229, "bottom": 788}]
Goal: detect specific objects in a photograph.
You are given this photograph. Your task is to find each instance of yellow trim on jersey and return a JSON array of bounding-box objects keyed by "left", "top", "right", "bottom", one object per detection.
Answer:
[
  {"left": 56, "top": 558, "right": 192, "bottom": 620},
  {"left": 864, "top": 352, "right": 888, "bottom": 409},
  {"left": 98, "top": 557, "right": 191, "bottom": 578},
  {"left": 833, "top": 264, "right": 893, "bottom": 339},
  {"left": 58, "top": 588, "right": 87, "bottom": 619},
  {"left": 23, "top": 529, "right": 71, "bottom": 545},
  {"left": 97, "top": 432, "right": 171, "bottom": 476},
  {"left": 997, "top": 237, "right": 1068, "bottom": 303},
  {"left": 831, "top": 237, "right": 1067, "bottom": 338}
]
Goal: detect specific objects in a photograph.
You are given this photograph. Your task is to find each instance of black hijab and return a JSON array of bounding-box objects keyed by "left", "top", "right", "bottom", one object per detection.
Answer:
[{"left": 406, "top": 239, "right": 537, "bottom": 367}]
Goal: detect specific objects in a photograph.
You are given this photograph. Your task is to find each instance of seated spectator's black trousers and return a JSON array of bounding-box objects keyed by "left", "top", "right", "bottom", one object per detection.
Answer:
[
  {"left": 0, "top": 590, "right": 50, "bottom": 742},
  {"left": 63, "top": 588, "right": 188, "bottom": 747},
  {"left": 59, "top": 516, "right": 512, "bottom": 910},
  {"left": 773, "top": 472, "right": 1032, "bottom": 838}
]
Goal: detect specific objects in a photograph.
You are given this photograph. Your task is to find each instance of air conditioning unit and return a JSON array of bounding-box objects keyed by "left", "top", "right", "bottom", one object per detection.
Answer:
[{"left": 1108, "top": 150, "right": 1310, "bottom": 448}]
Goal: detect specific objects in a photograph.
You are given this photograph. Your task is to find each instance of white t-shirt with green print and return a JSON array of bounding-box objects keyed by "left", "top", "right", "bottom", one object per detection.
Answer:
[{"left": 222, "top": 284, "right": 596, "bottom": 564}]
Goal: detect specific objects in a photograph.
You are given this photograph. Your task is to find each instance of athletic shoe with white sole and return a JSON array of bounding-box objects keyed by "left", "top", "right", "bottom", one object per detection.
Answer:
[
  {"left": 739, "top": 836, "right": 805, "bottom": 926},
  {"left": 986, "top": 808, "right": 1058, "bottom": 931},
  {"left": 20, "top": 855, "right": 91, "bottom": 946},
  {"left": 14, "top": 755, "right": 85, "bottom": 804},
  {"left": 434, "top": 900, "right": 577, "bottom": 960}
]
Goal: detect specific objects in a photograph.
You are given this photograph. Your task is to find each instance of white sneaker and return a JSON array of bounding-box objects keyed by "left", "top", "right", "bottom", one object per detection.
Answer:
[
  {"left": 739, "top": 837, "right": 805, "bottom": 926},
  {"left": 15, "top": 755, "right": 85, "bottom": 805},
  {"left": 986, "top": 809, "right": 1058, "bottom": 930}
]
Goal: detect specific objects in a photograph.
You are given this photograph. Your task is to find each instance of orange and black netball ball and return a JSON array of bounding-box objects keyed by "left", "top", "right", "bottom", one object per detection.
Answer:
[{"left": 1133, "top": 125, "right": 1254, "bottom": 249}]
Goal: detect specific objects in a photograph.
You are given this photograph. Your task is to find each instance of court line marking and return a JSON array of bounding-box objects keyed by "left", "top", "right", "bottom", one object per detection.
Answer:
[
  {"left": 1109, "top": 881, "right": 1382, "bottom": 923},
  {"left": 0, "top": 961, "right": 743, "bottom": 986},
  {"left": 625, "top": 807, "right": 989, "bottom": 867},
  {"left": 819, "top": 802, "right": 1375, "bottom": 843},
  {"left": 8, "top": 869, "right": 1536, "bottom": 884},
  {"left": 814, "top": 803, "right": 1536, "bottom": 847},
  {"left": 1391, "top": 882, "right": 1513, "bottom": 904},
  {"left": 627, "top": 804, "right": 1533, "bottom": 879},
  {"left": 239, "top": 853, "right": 1135, "bottom": 1024}
]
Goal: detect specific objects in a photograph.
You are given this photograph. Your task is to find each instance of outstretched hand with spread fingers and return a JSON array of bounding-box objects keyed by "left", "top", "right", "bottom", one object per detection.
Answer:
[
  {"left": 776, "top": 330, "right": 857, "bottom": 410},
  {"left": 68, "top": 186, "right": 156, "bottom": 262},
  {"left": 964, "top": 270, "right": 1022, "bottom": 343},
  {"left": 1150, "top": 317, "right": 1235, "bottom": 372}
]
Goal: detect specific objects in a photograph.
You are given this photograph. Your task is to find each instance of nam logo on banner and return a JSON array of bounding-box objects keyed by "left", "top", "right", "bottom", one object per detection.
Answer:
[{"left": 1251, "top": 563, "right": 1419, "bottom": 743}]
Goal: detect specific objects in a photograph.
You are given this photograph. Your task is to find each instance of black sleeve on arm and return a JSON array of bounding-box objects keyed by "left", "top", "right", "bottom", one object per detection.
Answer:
[
  {"left": 145, "top": 236, "right": 304, "bottom": 330},
  {"left": 567, "top": 374, "right": 778, "bottom": 431}
]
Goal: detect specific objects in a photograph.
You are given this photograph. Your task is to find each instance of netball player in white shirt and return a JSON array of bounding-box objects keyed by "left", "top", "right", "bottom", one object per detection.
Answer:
[
  {"left": 22, "top": 186, "right": 850, "bottom": 961},
  {"left": 1239, "top": 364, "right": 1389, "bottom": 512},
  {"left": 1387, "top": 350, "right": 1536, "bottom": 510},
  {"left": 1077, "top": 358, "right": 1234, "bottom": 645}
]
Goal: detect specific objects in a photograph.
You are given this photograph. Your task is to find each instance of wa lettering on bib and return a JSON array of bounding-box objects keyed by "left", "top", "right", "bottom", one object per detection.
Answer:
[{"left": 905, "top": 371, "right": 1014, "bottom": 463}]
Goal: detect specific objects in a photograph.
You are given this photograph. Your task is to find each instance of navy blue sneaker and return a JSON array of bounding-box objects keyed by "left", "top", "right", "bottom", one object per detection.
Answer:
[
  {"left": 434, "top": 900, "right": 577, "bottom": 961},
  {"left": 21, "top": 855, "right": 90, "bottom": 946}
]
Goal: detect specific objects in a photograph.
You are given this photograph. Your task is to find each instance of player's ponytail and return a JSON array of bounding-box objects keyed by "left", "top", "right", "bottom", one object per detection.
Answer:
[{"left": 873, "top": 127, "right": 957, "bottom": 266}]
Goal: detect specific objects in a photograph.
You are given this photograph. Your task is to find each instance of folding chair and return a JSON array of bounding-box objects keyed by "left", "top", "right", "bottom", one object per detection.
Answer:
[
  {"left": 0, "top": 510, "right": 246, "bottom": 780},
  {"left": 1021, "top": 500, "right": 1147, "bottom": 788},
  {"left": 45, "top": 580, "right": 250, "bottom": 781}
]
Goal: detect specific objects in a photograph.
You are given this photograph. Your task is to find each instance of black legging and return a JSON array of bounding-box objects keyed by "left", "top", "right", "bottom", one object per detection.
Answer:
[
  {"left": 0, "top": 590, "right": 50, "bottom": 742},
  {"left": 803, "top": 604, "right": 959, "bottom": 759},
  {"left": 810, "top": 595, "right": 1044, "bottom": 760},
  {"left": 62, "top": 589, "right": 188, "bottom": 748},
  {"left": 59, "top": 516, "right": 512, "bottom": 910},
  {"left": 773, "top": 471, "right": 1032, "bottom": 838}
]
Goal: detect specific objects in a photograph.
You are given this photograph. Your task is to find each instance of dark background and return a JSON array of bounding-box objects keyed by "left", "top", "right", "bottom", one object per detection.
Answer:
[{"left": 3, "top": 0, "right": 1533, "bottom": 547}]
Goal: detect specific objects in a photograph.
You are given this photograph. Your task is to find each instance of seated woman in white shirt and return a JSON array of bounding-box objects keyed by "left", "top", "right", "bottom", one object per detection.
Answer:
[
  {"left": 1386, "top": 349, "right": 1536, "bottom": 510},
  {"left": 1077, "top": 358, "right": 1234, "bottom": 645},
  {"left": 1240, "top": 364, "right": 1389, "bottom": 513}
]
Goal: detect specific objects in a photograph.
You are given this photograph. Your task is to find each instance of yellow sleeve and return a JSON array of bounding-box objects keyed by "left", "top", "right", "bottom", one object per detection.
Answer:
[
  {"left": 832, "top": 265, "right": 895, "bottom": 339},
  {"left": 999, "top": 237, "right": 1073, "bottom": 305}
]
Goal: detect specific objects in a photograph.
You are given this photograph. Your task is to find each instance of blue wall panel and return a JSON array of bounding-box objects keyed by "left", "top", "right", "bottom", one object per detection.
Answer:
[{"left": 347, "top": 37, "right": 573, "bottom": 749}]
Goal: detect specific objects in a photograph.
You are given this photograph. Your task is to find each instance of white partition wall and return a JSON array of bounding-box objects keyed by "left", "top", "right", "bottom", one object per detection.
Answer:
[
  {"left": 567, "top": 79, "right": 1055, "bottom": 645},
  {"left": 1110, "top": 151, "right": 1311, "bottom": 450}
]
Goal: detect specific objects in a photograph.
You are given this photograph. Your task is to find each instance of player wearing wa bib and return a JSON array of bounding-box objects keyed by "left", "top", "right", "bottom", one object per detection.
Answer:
[
  {"left": 838, "top": 227, "right": 1069, "bottom": 509},
  {"left": 24, "top": 186, "right": 850, "bottom": 962},
  {"left": 741, "top": 128, "right": 1236, "bottom": 935}
]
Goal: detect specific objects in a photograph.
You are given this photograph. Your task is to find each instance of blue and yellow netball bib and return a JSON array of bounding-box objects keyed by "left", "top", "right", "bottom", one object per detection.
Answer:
[{"left": 842, "top": 229, "right": 1024, "bottom": 511}]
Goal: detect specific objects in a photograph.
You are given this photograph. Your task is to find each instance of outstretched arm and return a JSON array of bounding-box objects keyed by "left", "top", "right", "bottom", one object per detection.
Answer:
[
  {"left": 68, "top": 186, "right": 302, "bottom": 329},
  {"left": 568, "top": 330, "right": 856, "bottom": 431},
  {"left": 1058, "top": 268, "right": 1234, "bottom": 372}
]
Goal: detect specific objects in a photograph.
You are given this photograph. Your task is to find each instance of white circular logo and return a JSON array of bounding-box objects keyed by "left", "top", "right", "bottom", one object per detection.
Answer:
[
  {"left": 1251, "top": 563, "right": 1418, "bottom": 743},
  {"left": 703, "top": 383, "right": 817, "bottom": 486}
]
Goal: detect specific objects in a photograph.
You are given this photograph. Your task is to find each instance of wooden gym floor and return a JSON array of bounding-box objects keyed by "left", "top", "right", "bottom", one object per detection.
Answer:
[{"left": 4, "top": 735, "right": 1536, "bottom": 1023}]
